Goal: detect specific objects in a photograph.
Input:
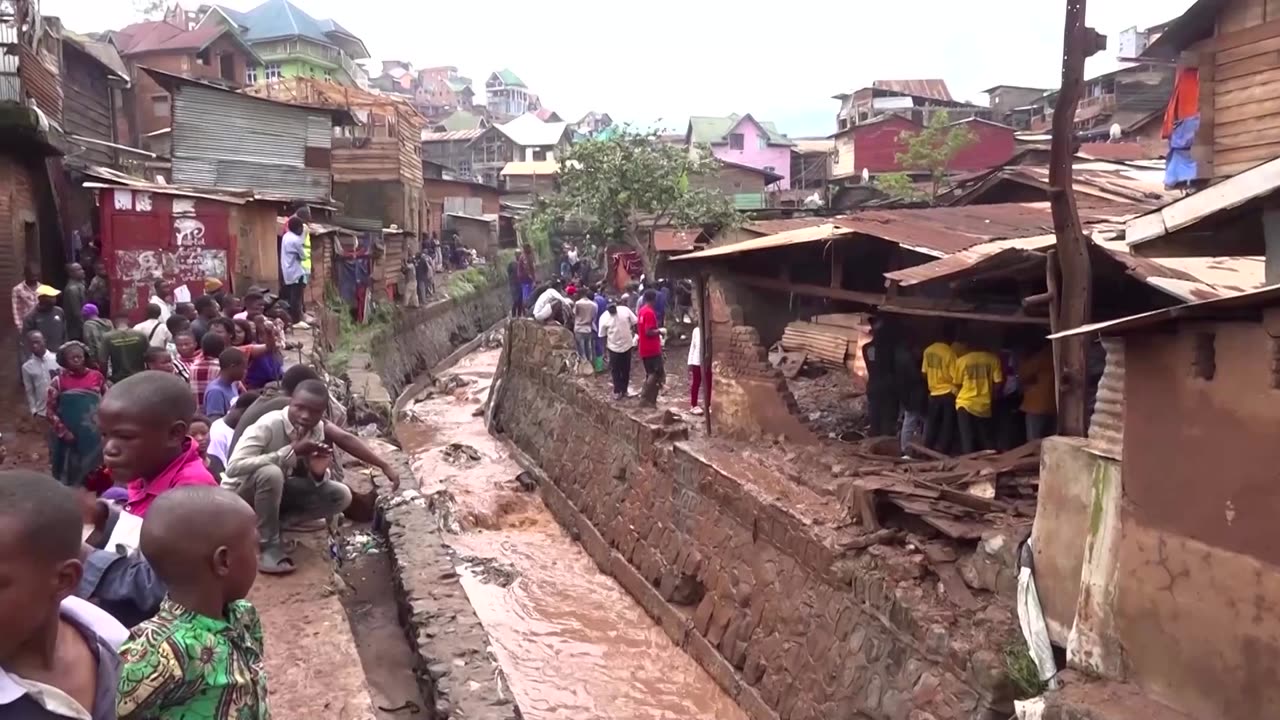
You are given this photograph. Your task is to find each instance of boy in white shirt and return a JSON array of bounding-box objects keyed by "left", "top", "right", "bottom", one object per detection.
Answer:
[{"left": 598, "top": 301, "right": 638, "bottom": 400}]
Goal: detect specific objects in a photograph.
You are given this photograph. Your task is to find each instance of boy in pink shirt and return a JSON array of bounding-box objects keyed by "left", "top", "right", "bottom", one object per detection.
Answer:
[{"left": 98, "top": 371, "right": 216, "bottom": 518}]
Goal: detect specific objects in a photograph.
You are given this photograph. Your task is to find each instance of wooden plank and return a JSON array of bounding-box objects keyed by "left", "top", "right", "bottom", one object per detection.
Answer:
[
  {"left": 1219, "top": 33, "right": 1280, "bottom": 64},
  {"left": 1220, "top": 0, "right": 1266, "bottom": 34},
  {"left": 918, "top": 514, "right": 987, "bottom": 540},
  {"left": 1214, "top": 80, "right": 1280, "bottom": 109},
  {"left": 1215, "top": 124, "right": 1280, "bottom": 149},
  {"left": 1217, "top": 158, "right": 1272, "bottom": 176},
  {"left": 1216, "top": 49, "right": 1280, "bottom": 81},
  {"left": 1270, "top": 0, "right": 1280, "bottom": 22},
  {"left": 1213, "top": 16, "right": 1280, "bottom": 54},
  {"left": 1214, "top": 95, "right": 1280, "bottom": 124},
  {"left": 729, "top": 272, "right": 886, "bottom": 305},
  {"left": 850, "top": 485, "right": 880, "bottom": 531},
  {"left": 810, "top": 313, "right": 870, "bottom": 330},
  {"left": 1216, "top": 66, "right": 1280, "bottom": 94},
  {"left": 1213, "top": 142, "right": 1280, "bottom": 166},
  {"left": 1217, "top": 112, "right": 1280, "bottom": 139},
  {"left": 1200, "top": 50, "right": 1216, "bottom": 177},
  {"left": 877, "top": 303, "right": 1050, "bottom": 325},
  {"left": 928, "top": 559, "right": 978, "bottom": 610}
]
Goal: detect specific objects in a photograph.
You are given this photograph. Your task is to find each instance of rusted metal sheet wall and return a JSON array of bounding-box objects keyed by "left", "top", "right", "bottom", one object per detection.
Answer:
[
  {"left": 1088, "top": 337, "right": 1125, "bottom": 460},
  {"left": 18, "top": 43, "right": 61, "bottom": 120},
  {"left": 99, "top": 187, "right": 234, "bottom": 321},
  {"left": 171, "top": 86, "right": 331, "bottom": 202},
  {"left": 61, "top": 46, "right": 114, "bottom": 167}
]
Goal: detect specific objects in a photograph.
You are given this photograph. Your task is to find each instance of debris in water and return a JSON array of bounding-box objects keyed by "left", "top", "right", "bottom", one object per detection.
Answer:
[
  {"left": 514, "top": 471, "right": 537, "bottom": 492},
  {"left": 383, "top": 488, "right": 427, "bottom": 510},
  {"left": 442, "top": 442, "right": 482, "bottom": 466},
  {"left": 355, "top": 423, "right": 381, "bottom": 438},
  {"left": 429, "top": 490, "right": 462, "bottom": 534},
  {"left": 339, "top": 530, "right": 385, "bottom": 559},
  {"left": 459, "top": 555, "right": 519, "bottom": 587}
]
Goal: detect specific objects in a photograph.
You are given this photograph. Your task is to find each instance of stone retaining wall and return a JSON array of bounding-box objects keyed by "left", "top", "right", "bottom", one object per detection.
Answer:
[
  {"left": 491, "top": 320, "right": 1016, "bottom": 720},
  {"left": 372, "top": 280, "right": 510, "bottom": 399}
]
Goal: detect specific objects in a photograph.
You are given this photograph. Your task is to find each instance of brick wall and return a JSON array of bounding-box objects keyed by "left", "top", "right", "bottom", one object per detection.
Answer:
[
  {"left": 493, "top": 319, "right": 1017, "bottom": 720},
  {"left": 707, "top": 275, "right": 816, "bottom": 442},
  {"left": 0, "top": 155, "right": 37, "bottom": 389}
]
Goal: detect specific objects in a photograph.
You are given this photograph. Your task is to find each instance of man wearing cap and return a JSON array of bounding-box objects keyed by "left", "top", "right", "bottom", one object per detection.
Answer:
[{"left": 21, "top": 284, "right": 67, "bottom": 351}]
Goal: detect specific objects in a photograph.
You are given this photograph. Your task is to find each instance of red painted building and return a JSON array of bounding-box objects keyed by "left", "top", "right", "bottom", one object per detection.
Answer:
[{"left": 832, "top": 114, "right": 1015, "bottom": 177}]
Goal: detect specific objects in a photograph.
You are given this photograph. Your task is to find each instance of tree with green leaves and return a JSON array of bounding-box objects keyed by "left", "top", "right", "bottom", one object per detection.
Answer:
[
  {"left": 872, "top": 111, "right": 976, "bottom": 204},
  {"left": 523, "top": 127, "right": 739, "bottom": 274}
]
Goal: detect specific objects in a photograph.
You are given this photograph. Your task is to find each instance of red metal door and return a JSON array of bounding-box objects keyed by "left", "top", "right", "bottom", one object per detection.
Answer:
[{"left": 99, "top": 188, "right": 233, "bottom": 322}]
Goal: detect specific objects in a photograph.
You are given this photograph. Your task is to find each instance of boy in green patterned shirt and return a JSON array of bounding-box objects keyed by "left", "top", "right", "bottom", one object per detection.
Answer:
[{"left": 116, "top": 485, "right": 269, "bottom": 719}]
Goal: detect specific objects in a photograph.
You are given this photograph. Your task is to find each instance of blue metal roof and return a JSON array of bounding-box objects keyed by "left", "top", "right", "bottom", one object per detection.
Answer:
[{"left": 216, "top": 0, "right": 333, "bottom": 44}]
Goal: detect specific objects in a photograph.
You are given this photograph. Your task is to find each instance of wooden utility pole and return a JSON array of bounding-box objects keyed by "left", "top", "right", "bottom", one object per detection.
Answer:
[{"left": 1048, "top": 0, "right": 1106, "bottom": 437}]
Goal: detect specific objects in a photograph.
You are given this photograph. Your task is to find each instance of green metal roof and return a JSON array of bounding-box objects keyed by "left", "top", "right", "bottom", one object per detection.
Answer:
[
  {"left": 687, "top": 113, "right": 793, "bottom": 147},
  {"left": 494, "top": 68, "right": 526, "bottom": 88},
  {"left": 439, "top": 109, "right": 485, "bottom": 131}
]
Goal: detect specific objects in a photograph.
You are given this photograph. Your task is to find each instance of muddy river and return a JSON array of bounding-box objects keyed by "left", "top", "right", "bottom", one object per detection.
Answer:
[{"left": 397, "top": 348, "right": 746, "bottom": 720}]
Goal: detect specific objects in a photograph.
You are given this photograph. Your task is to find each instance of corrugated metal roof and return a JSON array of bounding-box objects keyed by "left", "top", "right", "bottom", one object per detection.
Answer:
[
  {"left": 872, "top": 79, "right": 954, "bottom": 101},
  {"left": 653, "top": 229, "right": 701, "bottom": 253},
  {"left": 673, "top": 224, "right": 854, "bottom": 261},
  {"left": 1049, "top": 284, "right": 1280, "bottom": 339},
  {"left": 945, "top": 164, "right": 1177, "bottom": 209},
  {"left": 1127, "top": 155, "right": 1280, "bottom": 246},
  {"left": 1077, "top": 142, "right": 1163, "bottom": 162},
  {"left": 500, "top": 160, "right": 559, "bottom": 176},
  {"left": 791, "top": 138, "right": 835, "bottom": 155},
  {"left": 421, "top": 129, "right": 484, "bottom": 143},
  {"left": 687, "top": 114, "right": 794, "bottom": 147}
]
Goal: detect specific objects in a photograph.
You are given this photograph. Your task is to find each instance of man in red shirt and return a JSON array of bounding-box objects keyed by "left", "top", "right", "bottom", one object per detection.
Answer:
[{"left": 636, "top": 289, "right": 665, "bottom": 407}]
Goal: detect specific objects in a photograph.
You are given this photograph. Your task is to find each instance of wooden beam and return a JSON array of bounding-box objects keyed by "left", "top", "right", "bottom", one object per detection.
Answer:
[
  {"left": 1048, "top": 0, "right": 1100, "bottom": 438},
  {"left": 729, "top": 272, "right": 886, "bottom": 305},
  {"left": 877, "top": 304, "right": 1051, "bottom": 326}
]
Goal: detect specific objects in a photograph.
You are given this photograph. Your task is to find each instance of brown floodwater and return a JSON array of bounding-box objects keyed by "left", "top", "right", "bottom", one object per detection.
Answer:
[{"left": 398, "top": 349, "right": 746, "bottom": 720}]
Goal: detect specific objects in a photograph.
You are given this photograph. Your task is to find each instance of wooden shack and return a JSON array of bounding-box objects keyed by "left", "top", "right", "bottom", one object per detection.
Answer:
[
  {"left": 1144, "top": 0, "right": 1280, "bottom": 178},
  {"left": 245, "top": 79, "right": 426, "bottom": 237}
]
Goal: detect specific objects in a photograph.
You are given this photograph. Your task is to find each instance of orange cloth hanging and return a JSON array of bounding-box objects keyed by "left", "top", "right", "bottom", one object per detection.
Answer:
[{"left": 1162, "top": 67, "right": 1200, "bottom": 139}]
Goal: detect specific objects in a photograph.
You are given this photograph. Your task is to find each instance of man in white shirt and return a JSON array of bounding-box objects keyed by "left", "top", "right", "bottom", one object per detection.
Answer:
[
  {"left": 132, "top": 304, "right": 167, "bottom": 348},
  {"left": 531, "top": 281, "right": 571, "bottom": 325},
  {"left": 20, "top": 330, "right": 58, "bottom": 419},
  {"left": 597, "top": 301, "right": 637, "bottom": 400},
  {"left": 148, "top": 279, "right": 173, "bottom": 323}
]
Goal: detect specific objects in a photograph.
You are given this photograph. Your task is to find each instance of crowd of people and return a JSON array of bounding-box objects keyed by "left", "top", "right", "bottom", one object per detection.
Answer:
[
  {"left": 516, "top": 249, "right": 710, "bottom": 416},
  {"left": 2, "top": 270, "right": 406, "bottom": 718},
  {"left": 862, "top": 318, "right": 1060, "bottom": 456}
]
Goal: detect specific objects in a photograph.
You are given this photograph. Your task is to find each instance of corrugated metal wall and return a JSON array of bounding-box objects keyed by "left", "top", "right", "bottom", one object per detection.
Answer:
[
  {"left": 172, "top": 86, "right": 331, "bottom": 202},
  {"left": 1088, "top": 337, "right": 1125, "bottom": 460}
]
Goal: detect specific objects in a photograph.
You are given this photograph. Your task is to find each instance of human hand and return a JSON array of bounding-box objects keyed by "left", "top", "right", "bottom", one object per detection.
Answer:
[
  {"left": 307, "top": 452, "right": 332, "bottom": 478},
  {"left": 382, "top": 464, "right": 401, "bottom": 491},
  {"left": 291, "top": 438, "right": 326, "bottom": 457}
]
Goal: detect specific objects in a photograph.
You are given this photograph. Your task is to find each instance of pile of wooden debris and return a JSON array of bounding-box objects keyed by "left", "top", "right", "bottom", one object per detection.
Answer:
[{"left": 840, "top": 440, "right": 1041, "bottom": 542}]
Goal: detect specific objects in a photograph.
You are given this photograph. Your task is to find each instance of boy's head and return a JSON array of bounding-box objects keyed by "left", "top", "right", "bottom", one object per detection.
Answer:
[
  {"left": 287, "top": 216, "right": 304, "bottom": 235},
  {"left": 281, "top": 365, "right": 320, "bottom": 395},
  {"left": 218, "top": 348, "right": 247, "bottom": 383},
  {"left": 209, "top": 317, "right": 236, "bottom": 342},
  {"left": 26, "top": 330, "right": 45, "bottom": 356},
  {"left": 194, "top": 295, "right": 220, "bottom": 319},
  {"left": 287, "top": 379, "right": 329, "bottom": 432},
  {"left": 99, "top": 371, "right": 196, "bottom": 482},
  {"left": 174, "top": 331, "right": 198, "bottom": 360},
  {"left": 222, "top": 296, "right": 243, "bottom": 318},
  {"left": 166, "top": 314, "right": 190, "bottom": 336},
  {"left": 188, "top": 415, "right": 211, "bottom": 455},
  {"left": 0, "top": 471, "right": 83, "bottom": 661},
  {"left": 145, "top": 302, "right": 163, "bottom": 321},
  {"left": 153, "top": 279, "right": 170, "bottom": 299},
  {"left": 67, "top": 262, "right": 85, "bottom": 281},
  {"left": 242, "top": 293, "right": 266, "bottom": 317},
  {"left": 226, "top": 391, "right": 261, "bottom": 429},
  {"left": 201, "top": 332, "right": 227, "bottom": 360},
  {"left": 176, "top": 302, "right": 197, "bottom": 322},
  {"left": 141, "top": 486, "right": 258, "bottom": 606},
  {"left": 642, "top": 289, "right": 656, "bottom": 306},
  {"left": 145, "top": 346, "right": 175, "bottom": 374}
]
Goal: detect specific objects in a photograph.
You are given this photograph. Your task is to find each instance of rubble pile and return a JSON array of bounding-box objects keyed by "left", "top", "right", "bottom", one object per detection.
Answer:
[{"left": 840, "top": 439, "right": 1041, "bottom": 541}]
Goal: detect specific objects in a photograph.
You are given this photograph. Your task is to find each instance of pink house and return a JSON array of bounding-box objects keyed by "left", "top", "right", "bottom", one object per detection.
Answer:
[{"left": 687, "top": 113, "right": 794, "bottom": 189}]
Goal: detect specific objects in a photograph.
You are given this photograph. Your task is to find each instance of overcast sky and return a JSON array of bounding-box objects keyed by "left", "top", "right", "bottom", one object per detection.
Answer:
[{"left": 44, "top": 0, "right": 1193, "bottom": 137}]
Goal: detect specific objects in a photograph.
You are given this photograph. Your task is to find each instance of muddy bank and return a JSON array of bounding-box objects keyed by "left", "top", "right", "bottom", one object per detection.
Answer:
[{"left": 396, "top": 347, "right": 747, "bottom": 719}]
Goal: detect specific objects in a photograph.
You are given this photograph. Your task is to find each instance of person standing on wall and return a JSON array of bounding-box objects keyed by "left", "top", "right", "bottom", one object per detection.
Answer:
[
  {"left": 294, "top": 206, "right": 313, "bottom": 288},
  {"left": 598, "top": 300, "right": 637, "bottom": 401},
  {"left": 954, "top": 342, "right": 1004, "bottom": 454},
  {"left": 687, "top": 324, "right": 709, "bottom": 417},
  {"left": 280, "top": 217, "right": 307, "bottom": 324},
  {"left": 637, "top": 289, "right": 665, "bottom": 407}
]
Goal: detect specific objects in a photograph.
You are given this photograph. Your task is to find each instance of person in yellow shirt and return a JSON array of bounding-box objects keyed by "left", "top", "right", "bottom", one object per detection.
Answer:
[
  {"left": 954, "top": 346, "right": 1004, "bottom": 453},
  {"left": 1018, "top": 343, "right": 1056, "bottom": 440},
  {"left": 921, "top": 331, "right": 960, "bottom": 454}
]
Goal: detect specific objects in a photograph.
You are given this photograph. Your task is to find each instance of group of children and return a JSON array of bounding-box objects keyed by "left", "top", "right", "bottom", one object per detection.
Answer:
[
  {"left": 2, "top": 361, "right": 273, "bottom": 719},
  {"left": 17, "top": 272, "right": 295, "bottom": 487}
]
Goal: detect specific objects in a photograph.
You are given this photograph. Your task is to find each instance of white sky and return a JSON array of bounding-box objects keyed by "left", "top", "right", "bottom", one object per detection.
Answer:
[{"left": 44, "top": 0, "right": 1194, "bottom": 137}]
